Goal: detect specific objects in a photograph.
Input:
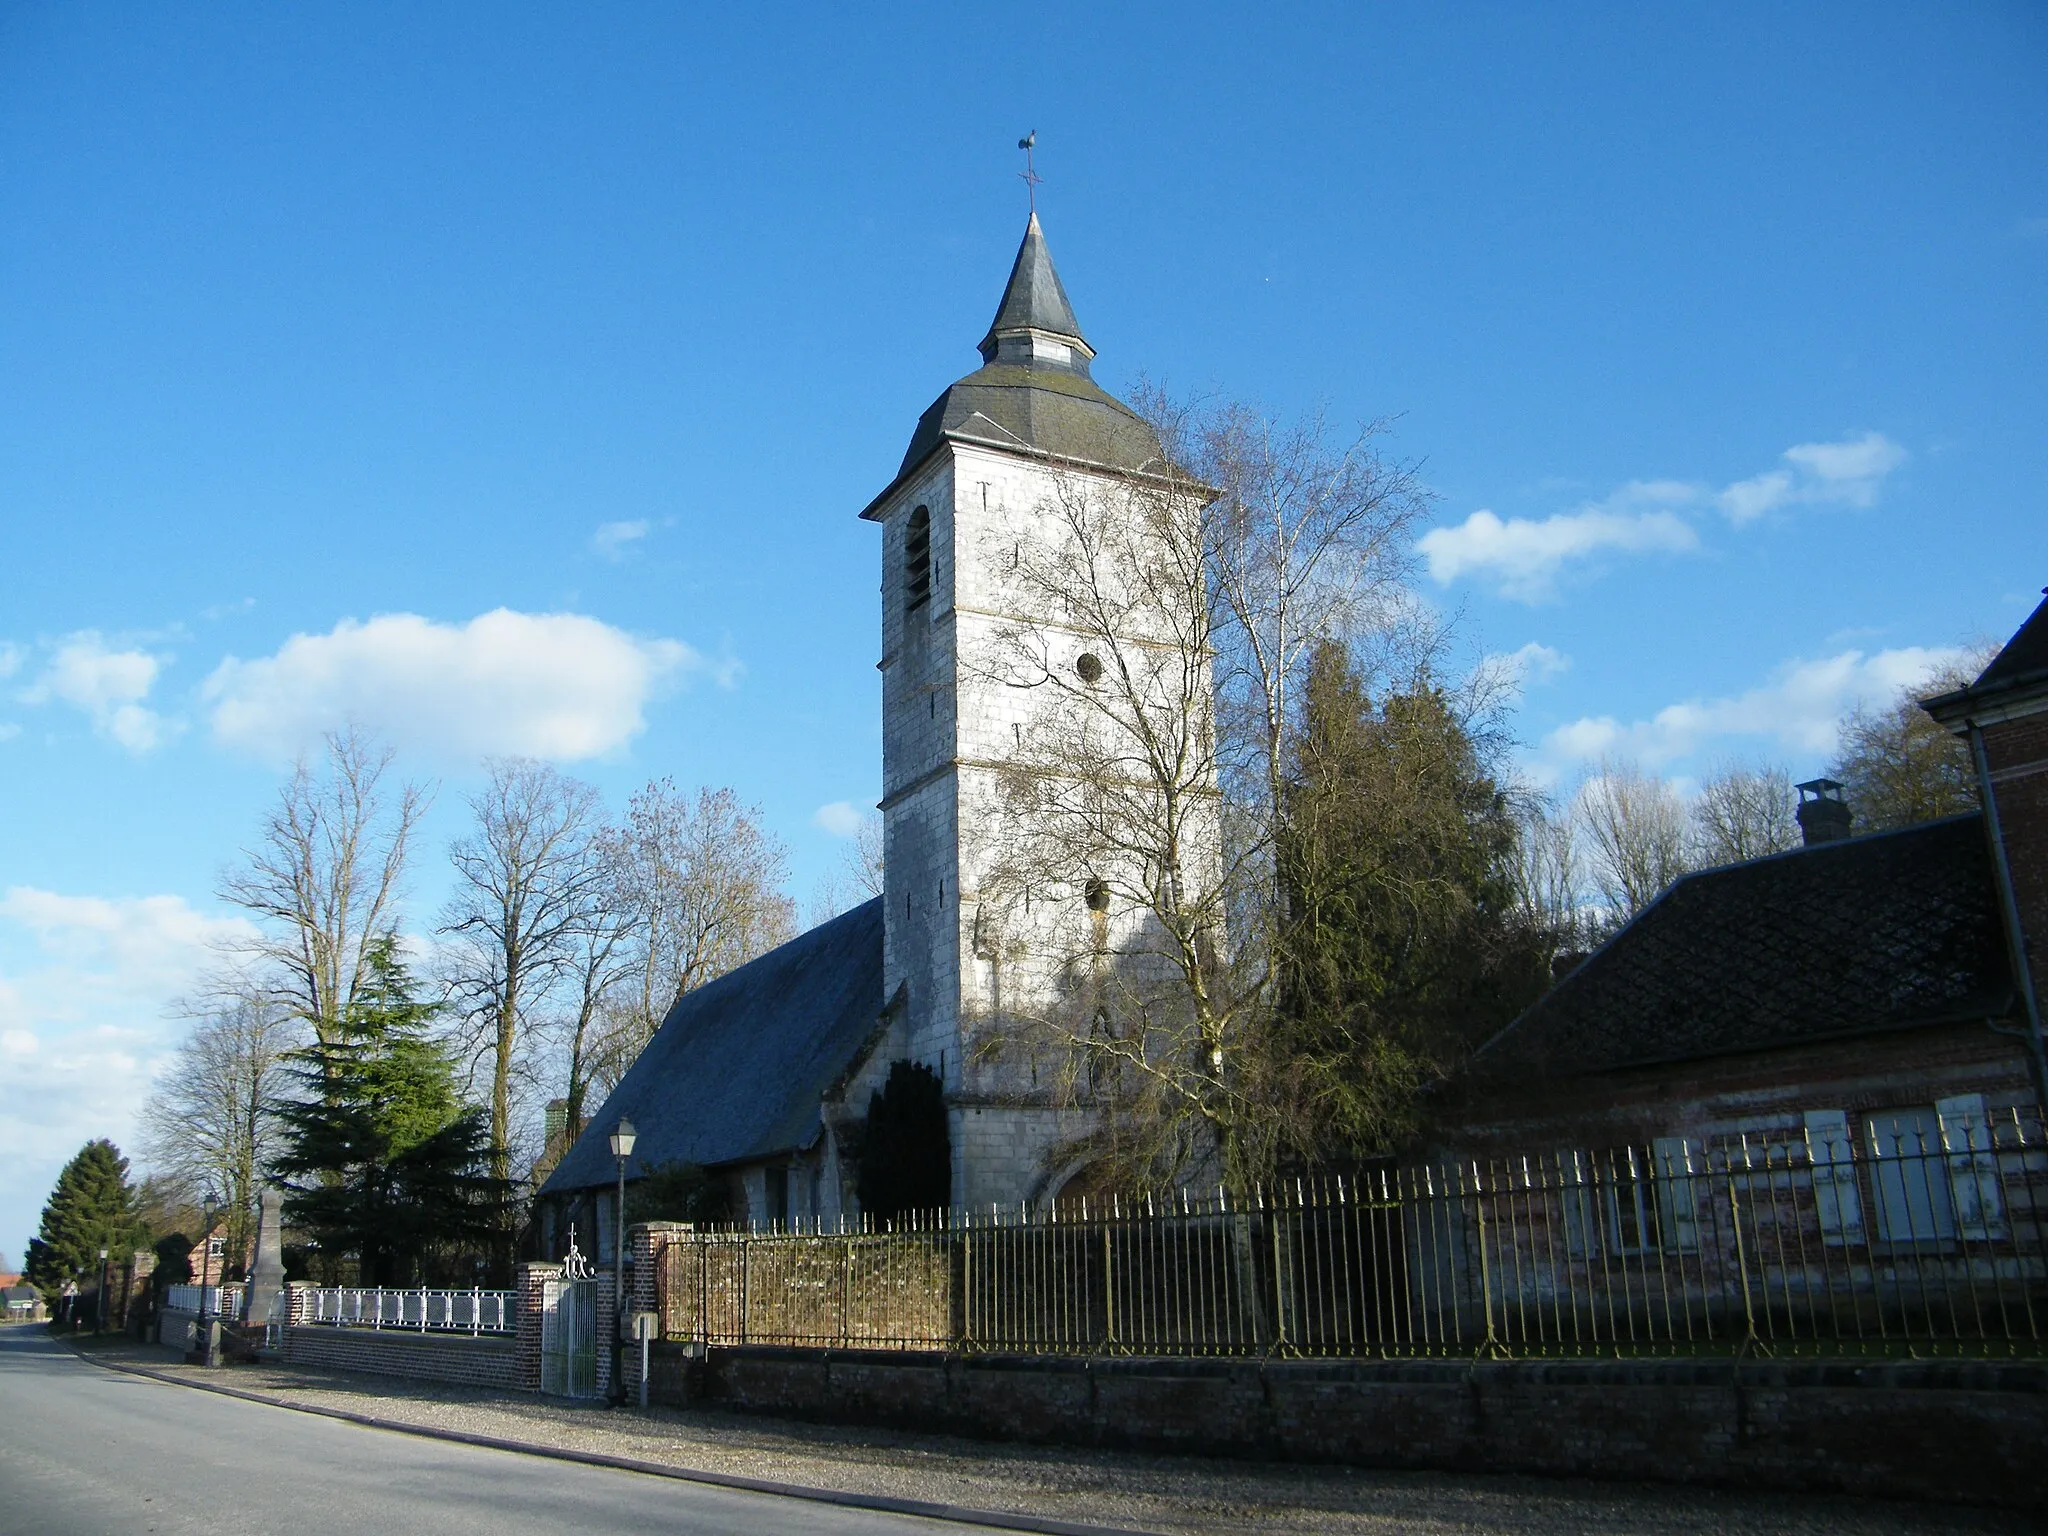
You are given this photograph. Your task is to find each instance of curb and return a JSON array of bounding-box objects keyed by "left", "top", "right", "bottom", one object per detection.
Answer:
[{"left": 62, "top": 1342, "right": 1163, "bottom": 1536}]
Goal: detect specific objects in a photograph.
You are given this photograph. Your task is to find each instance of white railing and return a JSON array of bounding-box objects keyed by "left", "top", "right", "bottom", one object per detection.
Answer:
[
  {"left": 164, "top": 1283, "right": 244, "bottom": 1317},
  {"left": 300, "top": 1285, "right": 516, "bottom": 1335}
]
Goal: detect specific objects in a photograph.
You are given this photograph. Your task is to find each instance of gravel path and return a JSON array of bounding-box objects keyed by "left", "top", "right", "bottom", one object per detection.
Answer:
[{"left": 65, "top": 1335, "right": 2025, "bottom": 1535}]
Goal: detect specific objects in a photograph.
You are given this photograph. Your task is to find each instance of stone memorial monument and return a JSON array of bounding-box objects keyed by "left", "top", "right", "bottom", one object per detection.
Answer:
[{"left": 243, "top": 1186, "right": 286, "bottom": 1329}]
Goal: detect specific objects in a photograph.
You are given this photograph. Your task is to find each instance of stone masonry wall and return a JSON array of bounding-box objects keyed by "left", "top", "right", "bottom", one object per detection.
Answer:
[
  {"left": 875, "top": 440, "right": 1224, "bottom": 1212},
  {"left": 668, "top": 1347, "right": 2044, "bottom": 1511}
]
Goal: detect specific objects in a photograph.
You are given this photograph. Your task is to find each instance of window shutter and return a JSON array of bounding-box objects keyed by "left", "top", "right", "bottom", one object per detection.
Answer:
[
  {"left": 1936, "top": 1094, "right": 2006, "bottom": 1242},
  {"left": 1803, "top": 1109, "right": 1864, "bottom": 1246},
  {"left": 1652, "top": 1136, "right": 1701, "bottom": 1253},
  {"left": 1559, "top": 1149, "right": 1594, "bottom": 1260}
]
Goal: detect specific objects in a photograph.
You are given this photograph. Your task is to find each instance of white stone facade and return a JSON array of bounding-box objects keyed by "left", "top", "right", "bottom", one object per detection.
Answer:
[{"left": 873, "top": 441, "right": 1218, "bottom": 1208}]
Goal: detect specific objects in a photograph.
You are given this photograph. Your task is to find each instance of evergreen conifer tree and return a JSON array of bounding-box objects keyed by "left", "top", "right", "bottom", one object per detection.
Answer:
[
  {"left": 271, "top": 937, "right": 508, "bottom": 1284},
  {"left": 855, "top": 1061, "right": 950, "bottom": 1226},
  {"left": 1273, "top": 642, "right": 1549, "bottom": 1158},
  {"left": 25, "top": 1139, "right": 143, "bottom": 1301}
]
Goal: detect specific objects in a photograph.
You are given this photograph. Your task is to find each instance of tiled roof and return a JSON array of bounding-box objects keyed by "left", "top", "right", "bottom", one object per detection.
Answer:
[
  {"left": 539, "top": 899, "right": 885, "bottom": 1195},
  {"left": 1476, "top": 814, "right": 2009, "bottom": 1077}
]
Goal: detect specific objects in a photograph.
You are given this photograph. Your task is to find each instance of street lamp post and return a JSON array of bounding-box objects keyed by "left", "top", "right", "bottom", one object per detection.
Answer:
[
  {"left": 607, "top": 1116, "right": 636, "bottom": 1404},
  {"left": 96, "top": 1247, "right": 109, "bottom": 1332}
]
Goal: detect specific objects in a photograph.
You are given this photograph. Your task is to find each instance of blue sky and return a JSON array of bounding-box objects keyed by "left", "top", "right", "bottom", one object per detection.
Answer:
[{"left": 2, "top": 3, "right": 2043, "bottom": 1257}]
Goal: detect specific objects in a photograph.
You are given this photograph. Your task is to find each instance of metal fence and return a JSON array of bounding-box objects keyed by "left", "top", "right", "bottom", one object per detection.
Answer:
[
  {"left": 654, "top": 1104, "right": 2048, "bottom": 1360},
  {"left": 163, "top": 1283, "right": 243, "bottom": 1317},
  {"left": 299, "top": 1285, "right": 517, "bottom": 1335}
]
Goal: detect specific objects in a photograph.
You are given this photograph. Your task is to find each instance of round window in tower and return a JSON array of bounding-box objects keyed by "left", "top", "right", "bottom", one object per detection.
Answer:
[
  {"left": 1075, "top": 652, "right": 1104, "bottom": 684},
  {"left": 1084, "top": 877, "right": 1111, "bottom": 913}
]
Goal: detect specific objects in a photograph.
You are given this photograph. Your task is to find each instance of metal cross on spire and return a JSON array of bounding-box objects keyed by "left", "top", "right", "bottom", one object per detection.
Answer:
[{"left": 1017, "top": 130, "right": 1042, "bottom": 212}]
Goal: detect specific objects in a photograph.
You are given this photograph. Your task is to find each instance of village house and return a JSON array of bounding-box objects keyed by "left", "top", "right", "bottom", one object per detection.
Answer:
[{"left": 1434, "top": 589, "right": 2048, "bottom": 1236}]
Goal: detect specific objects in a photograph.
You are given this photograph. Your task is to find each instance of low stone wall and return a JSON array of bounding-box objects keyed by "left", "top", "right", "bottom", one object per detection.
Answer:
[
  {"left": 155, "top": 1306, "right": 202, "bottom": 1353},
  {"left": 663, "top": 1346, "right": 2045, "bottom": 1511},
  {"left": 280, "top": 1325, "right": 518, "bottom": 1390}
]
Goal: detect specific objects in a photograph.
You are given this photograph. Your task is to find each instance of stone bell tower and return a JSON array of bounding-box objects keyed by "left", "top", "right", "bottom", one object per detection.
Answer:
[{"left": 859, "top": 214, "right": 1192, "bottom": 1208}]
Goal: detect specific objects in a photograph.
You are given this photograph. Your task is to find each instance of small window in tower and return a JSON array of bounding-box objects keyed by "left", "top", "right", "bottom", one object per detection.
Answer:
[
  {"left": 904, "top": 506, "right": 932, "bottom": 614},
  {"left": 1084, "top": 877, "right": 1111, "bottom": 914},
  {"left": 1075, "top": 652, "right": 1104, "bottom": 684}
]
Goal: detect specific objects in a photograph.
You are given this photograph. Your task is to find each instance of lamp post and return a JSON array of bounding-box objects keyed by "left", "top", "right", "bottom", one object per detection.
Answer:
[{"left": 607, "top": 1116, "right": 636, "bottom": 1403}]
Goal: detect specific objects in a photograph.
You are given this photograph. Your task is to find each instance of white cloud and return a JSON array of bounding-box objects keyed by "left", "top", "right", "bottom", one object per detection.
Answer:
[
  {"left": 813, "top": 801, "right": 867, "bottom": 838},
  {"left": 1536, "top": 644, "right": 1966, "bottom": 777},
  {"left": 0, "top": 889, "right": 256, "bottom": 1256},
  {"left": 17, "top": 632, "right": 170, "bottom": 752},
  {"left": 0, "top": 643, "right": 22, "bottom": 679},
  {"left": 1423, "top": 433, "right": 1907, "bottom": 598},
  {"left": 1496, "top": 641, "right": 1571, "bottom": 687},
  {"left": 1717, "top": 432, "right": 1905, "bottom": 524},
  {"left": 202, "top": 609, "right": 722, "bottom": 764},
  {"left": 1419, "top": 507, "right": 1697, "bottom": 601},
  {"left": 592, "top": 520, "right": 651, "bottom": 560}
]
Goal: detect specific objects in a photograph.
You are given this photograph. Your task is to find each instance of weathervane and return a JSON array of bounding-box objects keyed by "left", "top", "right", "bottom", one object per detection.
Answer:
[{"left": 1017, "top": 130, "right": 1041, "bottom": 212}]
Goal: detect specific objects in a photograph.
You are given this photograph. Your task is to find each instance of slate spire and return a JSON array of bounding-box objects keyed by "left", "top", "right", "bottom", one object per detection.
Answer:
[{"left": 977, "top": 213, "right": 1094, "bottom": 371}]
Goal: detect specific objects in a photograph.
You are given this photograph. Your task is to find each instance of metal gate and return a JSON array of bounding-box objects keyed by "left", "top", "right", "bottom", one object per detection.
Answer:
[{"left": 540, "top": 1238, "right": 600, "bottom": 1398}]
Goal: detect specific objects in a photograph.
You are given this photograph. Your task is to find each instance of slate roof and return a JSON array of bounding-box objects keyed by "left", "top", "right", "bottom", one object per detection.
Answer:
[
  {"left": 979, "top": 212, "right": 1088, "bottom": 358},
  {"left": 1475, "top": 814, "right": 2010, "bottom": 1079},
  {"left": 539, "top": 898, "right": 886, "bottom": 1195},
  {"left": 862, "top": 216, "right": 1165, "bottom": 519}
]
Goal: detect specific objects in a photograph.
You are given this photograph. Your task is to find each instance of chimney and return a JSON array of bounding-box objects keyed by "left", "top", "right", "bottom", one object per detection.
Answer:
[{"left": 1795, "top": 778, "right": 1853, "bottom": 845}]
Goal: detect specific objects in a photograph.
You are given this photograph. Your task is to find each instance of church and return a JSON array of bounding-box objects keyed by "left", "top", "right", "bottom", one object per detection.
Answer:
[{"left": 538, "top": 211, "right": 1214, "bottom": 1245}]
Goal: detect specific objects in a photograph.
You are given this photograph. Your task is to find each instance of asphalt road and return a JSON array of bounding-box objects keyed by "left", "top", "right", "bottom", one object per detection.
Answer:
[{"left": 0, "top": 1326, "right": 1007, "bottom": 1536}]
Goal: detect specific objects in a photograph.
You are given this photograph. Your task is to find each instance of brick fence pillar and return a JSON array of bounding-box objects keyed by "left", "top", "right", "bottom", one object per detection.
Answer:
[
  {"left": 595, "top": 1268, "right": 616, "bottom": 1400},
  {"left": 515, "top": 1262, "right": 559, "bottom": 1392},
  {"left": 622, "top": 1222, "right": 683, "bottom": 1400}
]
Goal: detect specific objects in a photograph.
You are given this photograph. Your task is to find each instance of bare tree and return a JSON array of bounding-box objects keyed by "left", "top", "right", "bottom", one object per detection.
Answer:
[
  {"left": 1506, "top": 790, "right": 1589, "bottom": 962},
  {"left": 217, "top": 728, "right": 427, "bottom": 1045},
  {"left": 969, "top": 449, "right": 1280, "bottom": 1187},
  {"left": 1829, "top": 650, "right": 1992, "bottom": 833},
  {"left": 441, "top": 760, "right": 605, "bottom": 1189},
  {"left": 1574, "top": 759, "right": 1691, "bottom": 922},
  {"left": 958, "top": 397, "right": 1449, "bottom": 1186},
  {"left": 604, "top": 780, "right": 796, "bottom": 1062},
  {"left": 138, "top": 994, "right": 293, "bottom": 1264},
  {"left": 807, "top": 812, "right": 885, "bottom": 927},
  {"left": 546, "top": 857, "right": 638, "bottom": 1150},
  {"left": 1183, "top": 397, "right": 1434, "bottom": 878},
  {"left": 1689, "top": 760, "right": 1799, "bottom": 867}
]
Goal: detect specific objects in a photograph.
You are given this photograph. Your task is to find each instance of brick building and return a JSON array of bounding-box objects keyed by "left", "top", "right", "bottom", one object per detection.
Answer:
[
  {"left": 1437, "top": 589, "right": 2048, "bottom": 1174},
  {"left": 539, "top": 212, "right": 1213, "bottom": 1232}
]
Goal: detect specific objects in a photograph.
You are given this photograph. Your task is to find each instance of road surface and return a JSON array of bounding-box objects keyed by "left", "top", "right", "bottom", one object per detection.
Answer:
[{"left": 0, "top": 1326, "right": 1010, "bottom": 1535}]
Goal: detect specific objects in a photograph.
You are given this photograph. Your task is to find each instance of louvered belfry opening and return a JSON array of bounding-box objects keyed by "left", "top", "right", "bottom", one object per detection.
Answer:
[{"left": 904, "top": 505, "right": 931, "bottom": 613}]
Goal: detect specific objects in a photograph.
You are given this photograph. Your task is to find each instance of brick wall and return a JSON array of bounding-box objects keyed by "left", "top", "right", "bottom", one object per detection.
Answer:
[
  {"left": 1982, "top": 710, "right": 2048, "bottom": 1006},
  {"left": 279, "top": 1325, "right": 517, "bottom": 1390},
  {"left": 515, "top": 1262, "right": 555, "bottom": 1391},
  {"left": 668, "top": 1347, "right": 2044, "bottom": 1511},
  {"left": 620, "top": 1225, "right": 670, "bottom": 1401}
]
